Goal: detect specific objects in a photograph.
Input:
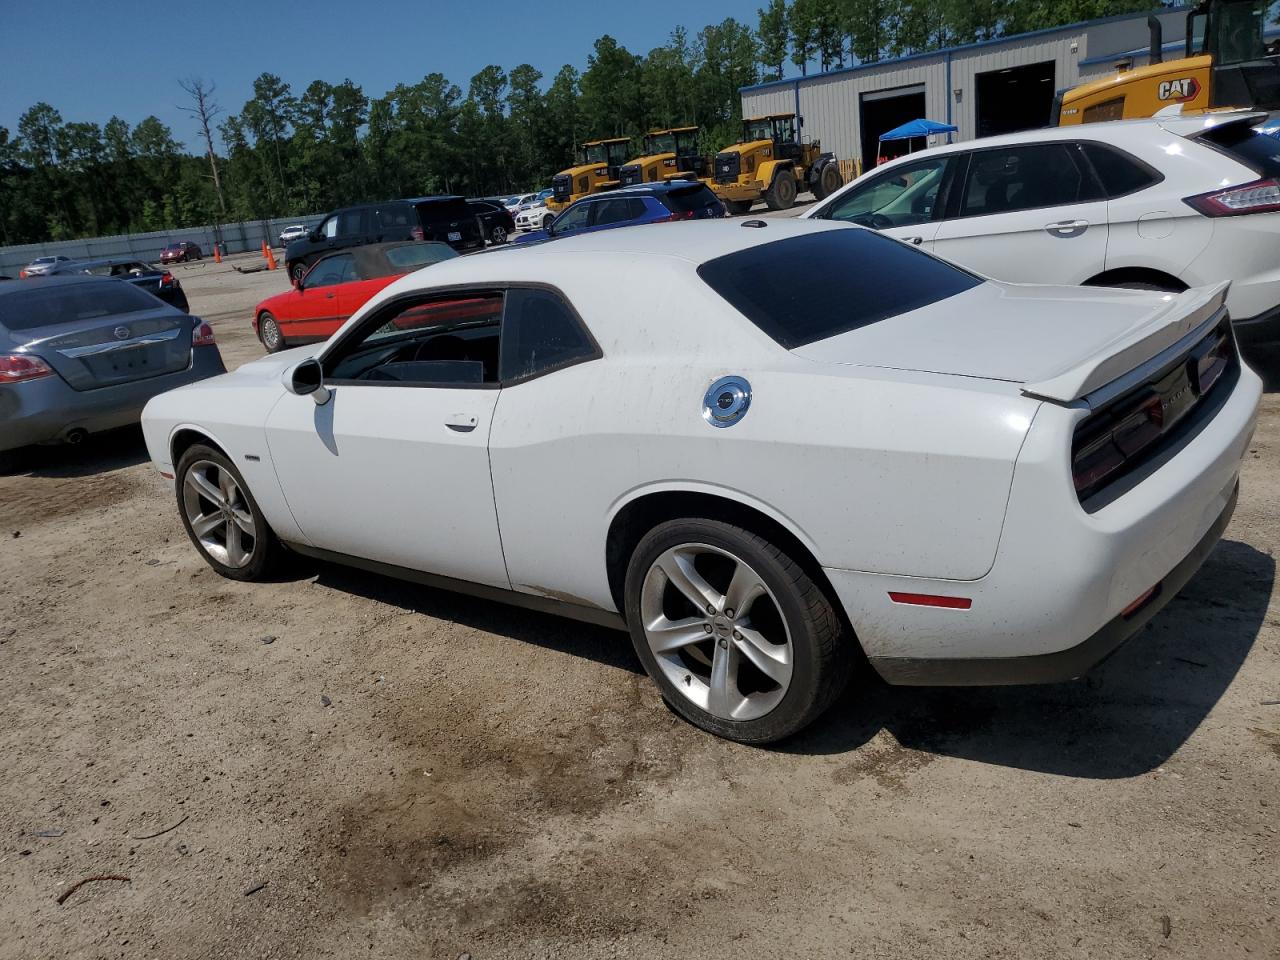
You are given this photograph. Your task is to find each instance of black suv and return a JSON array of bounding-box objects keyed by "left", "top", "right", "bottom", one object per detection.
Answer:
[{"left": 284, "top": 197, "right": 484, "bottom": 283}]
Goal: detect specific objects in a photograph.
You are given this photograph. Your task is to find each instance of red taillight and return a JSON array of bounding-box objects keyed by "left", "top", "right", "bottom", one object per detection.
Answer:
[
  {"left": 160, "top": 271, "right": 175, "bottom": 287},
  {"left": 1120, "top": 583, "right": 1162, "bottom": 618},
  {"left": 888, "top": 592, "right": 973, "bottom": 609},
  {"left": 410, "top": 226, "right": 424, "bottom": 241},
  {"left": 192, "top": 322, "right": 216, "bottom": 347},
  {"left": 1184, "top": 177, "right": 1280, "bottom": 216},
  {"left": 0, "top": 353, "right": 55, "bottom": 383},
  {"left": 1072, "top": 391, "right": 1164, "bottom": 498},
  {"left": 654, "top": 209, "right": 697, "bottom": 223}
]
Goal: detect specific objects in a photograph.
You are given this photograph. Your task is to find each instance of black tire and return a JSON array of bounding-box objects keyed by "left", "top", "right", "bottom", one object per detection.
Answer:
[
  {"left": 724, "top": 199, "right": 754, "bottom": 216},
  {"left": 289, "top": 260, "right": 308, "bottom": 284},
  {"left": 542, "top": 214, "right": 554, "bottom": 229},
  {"left": 812, "top": 162, "right": 842, "bottom": 201},
  {"left": 0, "top": 448, "right": 22, "bottom": 475},
  {"left": 258, "top": 312, "right": 285, "bottom": 353},
  {"left": 175, "top": 443, "right": 284, "bottom": 582},
  {"left": 624, "top": 518, "right": 852, "bottom": 744},
  {"left": 490, "top": 225, "right": 508, "bottom": 245},
  {"left": 764, "top": 169, "right": 797, "bottom": 211}
]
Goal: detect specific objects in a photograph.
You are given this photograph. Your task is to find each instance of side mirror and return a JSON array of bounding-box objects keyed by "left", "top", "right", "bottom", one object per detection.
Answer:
[{"left": 283, "top": 357, "right": 330, "bottom": 405}]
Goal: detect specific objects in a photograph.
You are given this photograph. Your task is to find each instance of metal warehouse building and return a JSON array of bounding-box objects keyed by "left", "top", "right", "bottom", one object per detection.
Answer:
[{"left": 739, "top": 7, "right": 1195, "bottom": 171}]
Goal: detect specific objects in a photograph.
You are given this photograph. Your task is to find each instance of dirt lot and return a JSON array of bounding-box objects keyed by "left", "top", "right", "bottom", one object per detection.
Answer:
[{"left": 1, "top": 246, "right": 1278, "bottom": 960}]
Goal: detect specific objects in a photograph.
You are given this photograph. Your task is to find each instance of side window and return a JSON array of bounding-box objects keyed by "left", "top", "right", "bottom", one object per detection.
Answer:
[
  {"left": 1080, "top": 142, "right": 1161, "bottom": 197},
  {"left": 336, "top": 208, "right": 365, "bottom": 236},
  {"left": 376, "top": 205, "right": 412, "bottom": 230},
  {"left": 825, "top": 156, "right": 949, "bottom": 228},
  {"left": 327, "top": 293, "right": 504, "bottom": 386},
  {"left": 959, "top": 144, "right": 1092, "bottom": 217},
  {"left": 306, "top": 254, "right": 354, "bottom": 288},
  {"left": 553, "top": 203, "right": 592, "bottom": 233},
  {"left": 320, "top": 216, "right": 338, "bottom": 239},
  {"left": 500, "top": 287, "right": 597, "bottom": 382},
  {"left": 592, "top": 198, "right": 634, "bottom": 226}
]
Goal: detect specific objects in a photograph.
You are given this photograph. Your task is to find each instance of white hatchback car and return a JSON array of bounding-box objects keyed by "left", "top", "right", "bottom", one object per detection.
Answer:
[
  {"left": 804, "top": 111, "right": 1280, "bottom": 347},
  {"left": 140, "top": 220, "right": 1259, "bottom": 744}
]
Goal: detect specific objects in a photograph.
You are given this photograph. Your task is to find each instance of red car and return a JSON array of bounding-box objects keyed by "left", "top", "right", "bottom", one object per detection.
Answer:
[
  {"left": 159, "top": 241, "right": 203, "bottom": 264},
  {"left": 252, "top": 241, "right": 458, "bottom": 352}
]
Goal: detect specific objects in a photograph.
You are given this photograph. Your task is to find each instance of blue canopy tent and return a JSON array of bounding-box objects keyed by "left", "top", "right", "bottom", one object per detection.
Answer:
[{"left": 877, "top": 118, "right": 958, "bottom": 160}]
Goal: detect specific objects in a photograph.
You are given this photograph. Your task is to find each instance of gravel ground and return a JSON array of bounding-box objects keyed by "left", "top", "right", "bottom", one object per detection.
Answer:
[{"left": 1, "top": 240, "right": 1278, "bottom": 960}]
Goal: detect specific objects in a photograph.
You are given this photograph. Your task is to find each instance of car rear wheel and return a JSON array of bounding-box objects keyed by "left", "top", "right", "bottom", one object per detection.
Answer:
[
  {"left": 176, "top": 444, "right": 284, "bottom": 582},
  {"left": 765, "top": 169, "right": 797, "bottom": 211},
  {"left": 490, "top": 225, "right": 508, "bottom": 245},
  {"left": 290, "top": 261, "right": 308, "bottom": 284},
  {"left": 258, "top": 312, "right": 285, "bottom": 353},
  {"left": 624, "top": 518, "right": 852, "bottom": 744},
  {"left": 724, "top": 199, "right": 754, "bottom": 216}
]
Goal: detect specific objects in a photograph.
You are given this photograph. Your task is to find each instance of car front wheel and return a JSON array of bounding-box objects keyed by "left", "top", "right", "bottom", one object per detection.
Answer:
[
  {"left": 176, "top": 443, "right": 283, "bottom": 582},
  {"left": 624, "top": 518, "right": 851, "bottom": 744},
  {"left": 490, "top": 225, "right": 508, "bottom": 245},
  {"left": 258, "top": 312, "right": 285, "bottom": 353},
  {"left": 290, "top": 261, "right": 308, "bottom": 284}
]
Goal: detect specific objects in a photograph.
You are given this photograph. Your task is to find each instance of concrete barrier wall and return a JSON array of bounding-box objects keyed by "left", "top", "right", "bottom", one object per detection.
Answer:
[{"left": 0, "top": 214, "right": 327, "bottom": 275}]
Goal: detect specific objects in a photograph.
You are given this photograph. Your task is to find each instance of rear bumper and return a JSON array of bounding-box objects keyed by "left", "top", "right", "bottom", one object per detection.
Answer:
[
  {"left": 870, "top": 481, "right": 1237, "bottom": 684},
  {"left": 0, "top": 345, "right": 225, "bottom": 452}
]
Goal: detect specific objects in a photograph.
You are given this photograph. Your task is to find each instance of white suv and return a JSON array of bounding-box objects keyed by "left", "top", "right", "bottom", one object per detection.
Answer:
[{"left": 804, "top": 111, "right": 1280, "bottom": 346}]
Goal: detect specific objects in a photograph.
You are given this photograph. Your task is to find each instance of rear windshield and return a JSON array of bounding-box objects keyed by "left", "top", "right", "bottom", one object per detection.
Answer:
[
  {"left": 697, "top": 229, "right": 982, "bottom": 349},
  {"left": 663, "top": 184, "right": 722, "bottom": 213},
  {"left": 1198, "top": 123, "right": 1280, "bottom": 177},
  {"left": 384, "top": 244, "right": 459, "bottom": 271},
  {"left": 0, "top": 282, "right": 164, "bottom": 331}
]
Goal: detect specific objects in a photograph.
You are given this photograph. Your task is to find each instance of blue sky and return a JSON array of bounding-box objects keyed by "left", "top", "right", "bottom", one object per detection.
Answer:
[{"left": 0, "top": 0, "right": 759, "bottom": 151}]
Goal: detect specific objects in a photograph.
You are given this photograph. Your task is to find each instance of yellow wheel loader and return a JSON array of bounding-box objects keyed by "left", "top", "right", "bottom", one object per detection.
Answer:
[
  {"left": 617, "top": 127, "right": 712, "bottom": 187},
  {"left": 1056, "top": 0, "right": 1280, "bottom": 124},
  {"left": 710, "top": 114, "right": 843, "bottom": 215},
  {"left": 545, "top": 137, "right": 632, "bottom": 215}
]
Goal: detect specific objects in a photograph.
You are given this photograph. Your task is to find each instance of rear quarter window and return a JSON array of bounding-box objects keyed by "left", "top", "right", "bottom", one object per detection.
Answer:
[
  {"left": 384, "top": 244, "right": 459, "bottom": 270},
  {"left": 1196, "top": 123, "right": 1280, "bottom": 178},
  {"left": 697, "top": 228, "right": 982, "bottom": 349},
  {"left": 1081, "top": 142, "right": 1162, "bottom": 197},
  {"left": 663, "top": 184, "right": 722, "bottom": 213}
]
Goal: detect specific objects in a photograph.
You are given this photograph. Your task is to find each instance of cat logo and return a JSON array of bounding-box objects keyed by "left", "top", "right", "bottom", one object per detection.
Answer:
[{"left": 1157, "top": 77, "right": 1202, "bottom": 101}]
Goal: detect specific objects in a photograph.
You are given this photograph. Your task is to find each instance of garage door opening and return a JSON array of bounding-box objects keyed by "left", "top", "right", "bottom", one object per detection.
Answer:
[
  {"left": 975, "top": 61, "right": 1056, "bottom": 137},
  {"left": 860, "top": 86, "right": 927, "bottom": 169}
]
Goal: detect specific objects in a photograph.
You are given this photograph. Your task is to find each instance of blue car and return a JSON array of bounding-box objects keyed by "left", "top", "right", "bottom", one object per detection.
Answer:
[{"left": 513, "top": 181, "right": 726, "bottom": 244}]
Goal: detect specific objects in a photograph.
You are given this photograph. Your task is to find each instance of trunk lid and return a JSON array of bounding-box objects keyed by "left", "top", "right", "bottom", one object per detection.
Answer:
[
  {"left": 20, "top": 306, "right": 193, "bottom": 391},
  {"left": 792, "top": 281, "right": 1230, "bottom": 402}
]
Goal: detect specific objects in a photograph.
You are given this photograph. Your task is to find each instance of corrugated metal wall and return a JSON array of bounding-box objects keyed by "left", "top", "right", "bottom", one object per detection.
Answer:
[{"left": 740, "top": 9, "right": 1192, "bottom": 168}]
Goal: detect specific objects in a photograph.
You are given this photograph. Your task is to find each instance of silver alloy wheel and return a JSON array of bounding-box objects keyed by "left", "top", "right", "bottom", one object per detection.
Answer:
[
  {"left": 260, "top": 316, "right": 281, "bottom": 351},
  {"left": 640, "top": 543, "right": 793, "bottom": 721},
  {"left": 181, "top": 460, "right": 257, "bottom": 568},
  {"left": 491, "top": 225, "right": 508, "bottom": 244}
]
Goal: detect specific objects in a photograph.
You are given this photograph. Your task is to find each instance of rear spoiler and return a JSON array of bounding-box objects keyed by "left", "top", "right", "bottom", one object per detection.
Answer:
[{"left": 1021, "top": 281, "right": 1230, "bottom": 403}]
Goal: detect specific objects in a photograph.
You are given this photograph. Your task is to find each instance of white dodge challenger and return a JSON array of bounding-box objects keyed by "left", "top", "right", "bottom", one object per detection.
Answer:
[{"left": 141, "top": 219, "right": 1260, "bottom": 743}]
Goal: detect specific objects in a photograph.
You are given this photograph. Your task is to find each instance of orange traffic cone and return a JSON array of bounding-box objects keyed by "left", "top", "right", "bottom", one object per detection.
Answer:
[{"left": 265, "top": 246, "right": 277, "bottom": 270}]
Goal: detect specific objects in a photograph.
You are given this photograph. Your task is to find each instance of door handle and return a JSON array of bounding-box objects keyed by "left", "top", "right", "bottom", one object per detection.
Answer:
[
  {"left": 325, "top": 292, "right": 336, "bottom": 299},
  {"left": 445, "top": 413, "right": 478, "bottom": 432},
  {"left": 903, "top": 236, "right": 923, "bottom": 245},
  {"left": 1045, "top": 219, "right": 1089, "bottom": 237}
]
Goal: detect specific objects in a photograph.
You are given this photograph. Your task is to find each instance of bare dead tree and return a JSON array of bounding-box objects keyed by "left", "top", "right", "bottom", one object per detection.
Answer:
[{"left": 178, "top": 77, "right": 227, "bottom": 219}]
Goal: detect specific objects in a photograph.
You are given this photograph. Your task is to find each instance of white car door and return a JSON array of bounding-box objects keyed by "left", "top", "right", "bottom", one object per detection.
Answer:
[
  {"left": 811, "top": 153, "right": 954, "bottom": 249},
  {"left": 931, "top": 141, "right": 1110, "bottom": 284},
  {"left": 264, "top": 292, "right": 510, "bottom": 589}
]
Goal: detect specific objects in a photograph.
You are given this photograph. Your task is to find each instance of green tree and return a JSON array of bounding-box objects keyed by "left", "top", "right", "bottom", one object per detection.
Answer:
[{"left": 758, "top": 0, "right": 790, "bottom": 79}]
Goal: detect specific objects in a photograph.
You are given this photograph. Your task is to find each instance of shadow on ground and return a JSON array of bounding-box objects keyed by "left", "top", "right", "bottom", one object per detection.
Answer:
[
  {"left": 294, "top": 534, "right": 1271, "bottom": 780},
  {"left": 2, "top": 425, "right": 150, "bottom": 478}
]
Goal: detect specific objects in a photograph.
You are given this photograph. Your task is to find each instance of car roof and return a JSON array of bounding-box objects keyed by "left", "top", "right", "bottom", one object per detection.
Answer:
[
  {"left": 866, "top": 109, "right": 1268, "bottom": 171},
  {"left": 583, "top": 181, "right": 708, "bottom": 198},
  {"left": 445, "top": 217, "right": 849, "bottom": 272},
  {"left": 0, "top": 273, "right": 117, "bottom": 297},
  {"left": 56, "top": 256, "right": 152, "bottom": 270}
]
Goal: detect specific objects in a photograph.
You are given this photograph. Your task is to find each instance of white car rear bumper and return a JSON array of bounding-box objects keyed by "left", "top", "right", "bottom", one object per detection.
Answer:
[{"left": 824, "top": 361, "right": 1261, "bottom": 684}]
